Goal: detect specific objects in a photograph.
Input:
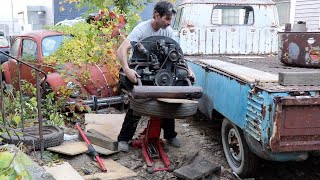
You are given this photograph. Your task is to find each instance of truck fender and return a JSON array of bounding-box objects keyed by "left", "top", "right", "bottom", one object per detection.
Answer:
[{"left": 243, "top": 131, "right": 308, "bottom": 161}]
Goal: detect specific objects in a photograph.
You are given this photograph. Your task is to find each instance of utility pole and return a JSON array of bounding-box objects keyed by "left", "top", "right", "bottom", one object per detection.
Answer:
[{"left": 11, "top": 0, "right": 15, "bottom": 34}]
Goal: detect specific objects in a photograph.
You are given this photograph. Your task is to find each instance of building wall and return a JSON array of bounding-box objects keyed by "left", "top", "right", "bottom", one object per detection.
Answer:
[
  {"left": 295, "top": 0, "right": 320, "bottom": 31},
  {"left": 273, "top": 0, "right": 291, "bottom": 26},
  {"left": 140, "top": 2, "right": 156, "bottom": 21},
  {"left": 53, "top": 1, "right": 87, "bottom": 24}
]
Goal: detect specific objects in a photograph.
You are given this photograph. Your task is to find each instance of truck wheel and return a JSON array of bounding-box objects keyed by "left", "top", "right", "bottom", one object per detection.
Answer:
[
  {"left": 221, "top": 118, "right": 256, "bottom": 178},
  {"left": 130, "top": 98, "right": 197, "bottom": 118}
]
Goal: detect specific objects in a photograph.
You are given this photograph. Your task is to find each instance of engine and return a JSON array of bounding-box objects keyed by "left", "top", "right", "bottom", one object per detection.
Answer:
[{"left": 120, "top": 36, "right": 192, "bottom": 90}]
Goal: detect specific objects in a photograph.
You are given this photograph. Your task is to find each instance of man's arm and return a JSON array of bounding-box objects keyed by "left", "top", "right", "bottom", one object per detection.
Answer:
[{"left": 117, "top": 39, "right": 140, "bottom": 83}]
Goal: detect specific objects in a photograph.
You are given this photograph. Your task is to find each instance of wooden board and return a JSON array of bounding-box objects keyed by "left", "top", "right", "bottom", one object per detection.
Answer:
[
  {"left": 85, "top": 124, "right": 120, "bottom": 141},
  {"left": 83, "top": 159, "right": 137, "bottom": 180},
  {"left": 85, "top": 113, "right": 125, "bottom": 141},
  {"left": 47, "top": 141, "right": 117, "bottom": 156},
  {"left": 85, "top": 113, "right": 126, "bottom": 125},
  {"left": 44, "top": 162, "right": 84, "bottom": 180},
  {"left": 47, "top": 142, "right": 88, "bottom": 156},
  {"left": 279, "top": 72, "right": 320, "bottom": 86},
  {"left": 157, "top": 98, "right": 198, "bottom": 104},
  {"left": 199, "top": 59, "right": 278, "bottom": 83}
]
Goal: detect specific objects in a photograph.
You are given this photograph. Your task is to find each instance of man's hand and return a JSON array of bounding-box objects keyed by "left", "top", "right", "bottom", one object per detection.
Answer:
[{"left": 124, "top": 68, "right": 141, "bottom": 83}]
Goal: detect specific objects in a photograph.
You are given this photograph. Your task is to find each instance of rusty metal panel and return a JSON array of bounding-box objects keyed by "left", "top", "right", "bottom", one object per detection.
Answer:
[
  {"left": 176, "top": 1, "right": 279, "bottom": 55},
  {"left": 279, "top": 32, "right": 320, "bottom": 68},
  {"left": 270, "top": 97, "right": 320, "bottom": 152},
  {"left": 245, "top": 92, "right": 264, "bottom": 141},
  {"left": 180, "top": 27, "right": 278, "bottom": 55}
]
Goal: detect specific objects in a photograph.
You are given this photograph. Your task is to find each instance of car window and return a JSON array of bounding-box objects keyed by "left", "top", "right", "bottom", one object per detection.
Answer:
[
  {"left": 0, "top": 37, "right": 9, "bottom": 47},
  {"left": 10, "top": 38, "right": 21, "bottom": 58},
  {"left": 21, "top": 39, "right": 38, "bottom": 61},
  {"left": 42, "top": 35, "right": 71, "bottom": 57}
]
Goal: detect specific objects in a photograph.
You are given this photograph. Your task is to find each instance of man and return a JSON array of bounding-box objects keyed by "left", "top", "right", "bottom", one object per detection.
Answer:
[{"left": 117, "top": 1, "right": 193, "bottom": 152}]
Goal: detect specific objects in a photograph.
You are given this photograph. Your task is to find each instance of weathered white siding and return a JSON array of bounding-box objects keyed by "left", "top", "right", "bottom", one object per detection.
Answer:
[{"left": 295, "top": 0, "right": 320, "bottom": 31}]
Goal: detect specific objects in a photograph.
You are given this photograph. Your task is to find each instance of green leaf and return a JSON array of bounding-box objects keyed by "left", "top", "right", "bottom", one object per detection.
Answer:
[
  {"left": 13, "top": 116, "right": 21, "bottom": 125},
  {"left": 50, "top": 114, "right": 54, "bottom": 121},
  {"left": 0, "top": 152, "right": 14, "bottom": 169}
]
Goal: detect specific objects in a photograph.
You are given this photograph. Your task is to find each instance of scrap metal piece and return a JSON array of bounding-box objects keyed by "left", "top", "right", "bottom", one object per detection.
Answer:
[
  {"left": 132, "top": 86, "right": 202, "bottom": 99},
  {"left": 279, "top": 32, "right": 320, "bottom": 68}
]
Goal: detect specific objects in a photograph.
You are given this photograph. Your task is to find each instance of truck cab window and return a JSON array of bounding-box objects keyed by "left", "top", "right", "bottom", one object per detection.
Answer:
[
  {"left": 212, "top": 6, "right": 254, "bottom": 25},
  {"left": 173, "top": 8, "right": 184, "bottom": 30}
]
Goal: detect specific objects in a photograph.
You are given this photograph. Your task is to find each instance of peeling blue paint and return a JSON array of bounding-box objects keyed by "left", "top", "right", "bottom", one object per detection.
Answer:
[{"left": 189, "top": 60, "right": 320, "bottom": 161}]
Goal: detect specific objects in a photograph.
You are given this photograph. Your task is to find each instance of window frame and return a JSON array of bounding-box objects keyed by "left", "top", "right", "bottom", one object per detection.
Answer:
[
  {"left": 21, "top": 38, "right": 38, "bottom": 61},
  {"left": 10, "top": 38, "right": 21, "bottom": 59},
  {"left": 211, "top": 5, "right": 255, "bottom": 26},
  {"left": 41, "top": 35, "right": 71, "bottom": 57}
]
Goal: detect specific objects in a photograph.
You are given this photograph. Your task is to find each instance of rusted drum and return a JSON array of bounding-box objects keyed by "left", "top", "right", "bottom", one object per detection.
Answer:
[{"left": 278, "top": 32, "right": 320, "bottom": 68}]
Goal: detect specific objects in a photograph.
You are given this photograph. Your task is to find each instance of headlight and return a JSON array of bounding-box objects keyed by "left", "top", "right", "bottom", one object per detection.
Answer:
[{"left": 66, "top": 81, "right": 81, "bottom": 98}]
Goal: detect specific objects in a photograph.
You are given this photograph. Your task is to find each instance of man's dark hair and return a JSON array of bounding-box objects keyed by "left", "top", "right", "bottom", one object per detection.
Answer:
[{"left": 153, "top": 1, "right": 176, "bottom": 18}]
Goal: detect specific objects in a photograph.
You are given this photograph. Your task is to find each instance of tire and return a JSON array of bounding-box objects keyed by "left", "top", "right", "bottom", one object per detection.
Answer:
[
  {"left": 221, "top": 118, "right": 256, "bottom": 178},
  {"left": 130, "top": 98, "right": 197, "bottom": 118},
  {"left": 1, "top": 125, "right": 64, "bottom": 150}
]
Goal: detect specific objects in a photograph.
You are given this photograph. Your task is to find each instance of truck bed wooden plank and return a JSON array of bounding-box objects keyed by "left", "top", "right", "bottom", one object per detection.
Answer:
[{"left": 198, "top": 59, "right": 278, "bottom": 83}]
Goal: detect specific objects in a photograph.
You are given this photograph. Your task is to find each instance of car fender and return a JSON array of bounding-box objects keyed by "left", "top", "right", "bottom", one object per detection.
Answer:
[
  {"left": 46, "top": 72, "right": 90, "bottom": 96},
  {"left": 2, "top": 61, "right": 12, "bottom": 84}
]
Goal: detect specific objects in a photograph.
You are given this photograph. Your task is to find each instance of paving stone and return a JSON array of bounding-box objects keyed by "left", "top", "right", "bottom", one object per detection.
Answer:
[{"left": 173, "top": 159, "right": 220, "bottom": 180}]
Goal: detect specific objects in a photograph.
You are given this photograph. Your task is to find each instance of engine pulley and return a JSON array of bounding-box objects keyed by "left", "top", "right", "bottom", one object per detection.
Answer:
[
  {"left": 168, "top": 50, "right": 179, "bottom": 61},
  {"left": 155, "top": 70, "right": 174, "bottom": 86}
]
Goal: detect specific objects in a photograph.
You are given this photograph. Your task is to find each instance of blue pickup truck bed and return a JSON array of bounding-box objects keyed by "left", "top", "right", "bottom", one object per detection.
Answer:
[{"left": 187, "top": 55, "right": 320, "bottom": 163}]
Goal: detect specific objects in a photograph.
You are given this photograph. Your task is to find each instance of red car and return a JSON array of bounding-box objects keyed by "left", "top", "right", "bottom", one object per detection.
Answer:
[{"left": 2, "top": 30, "right": 125, "bottom": 110}]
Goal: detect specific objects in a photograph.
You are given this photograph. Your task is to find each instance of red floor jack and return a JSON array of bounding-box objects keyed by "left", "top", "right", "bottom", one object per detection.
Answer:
[
  {"left": 132, "top": 117, "right": 173, "bottom": 173},
  {"left": 76, "top": 123, "right": 107, "bottom": 172}
]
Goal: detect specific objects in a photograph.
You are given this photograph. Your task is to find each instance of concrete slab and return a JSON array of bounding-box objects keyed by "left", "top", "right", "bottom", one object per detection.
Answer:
[
  {"left": 47, "top": 142, "right": 88, "bottom": 156},
  {"left": 82, "top": 159, "right": 137, "bottom": 180},
  {"left": 173, "top": 159, "right": 220, "bottom": 180},
  {"left": 44, "top": 162, "right": 84, "bottom": 180}
]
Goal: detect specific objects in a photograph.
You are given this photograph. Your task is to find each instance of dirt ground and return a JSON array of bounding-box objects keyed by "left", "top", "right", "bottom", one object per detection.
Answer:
[{"left": 32, "top": 112, "right": 320, "bottom": 180}]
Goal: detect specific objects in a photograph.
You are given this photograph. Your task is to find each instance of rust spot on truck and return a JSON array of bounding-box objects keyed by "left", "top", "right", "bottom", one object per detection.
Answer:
[
  {"left": 270, "top": 96, "right": 320, "bottom": 152},
  {"left": 187, "top": 24, "right": 195, "bottom": 28},
  {"left": 261, "top": 105, "right": 266, "bottom": 118}
]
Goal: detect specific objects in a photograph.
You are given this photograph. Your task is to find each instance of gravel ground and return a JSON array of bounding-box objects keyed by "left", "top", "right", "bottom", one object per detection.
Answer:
[{"left": 29, "top": 112, "right": 320, "bottom": 180}]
